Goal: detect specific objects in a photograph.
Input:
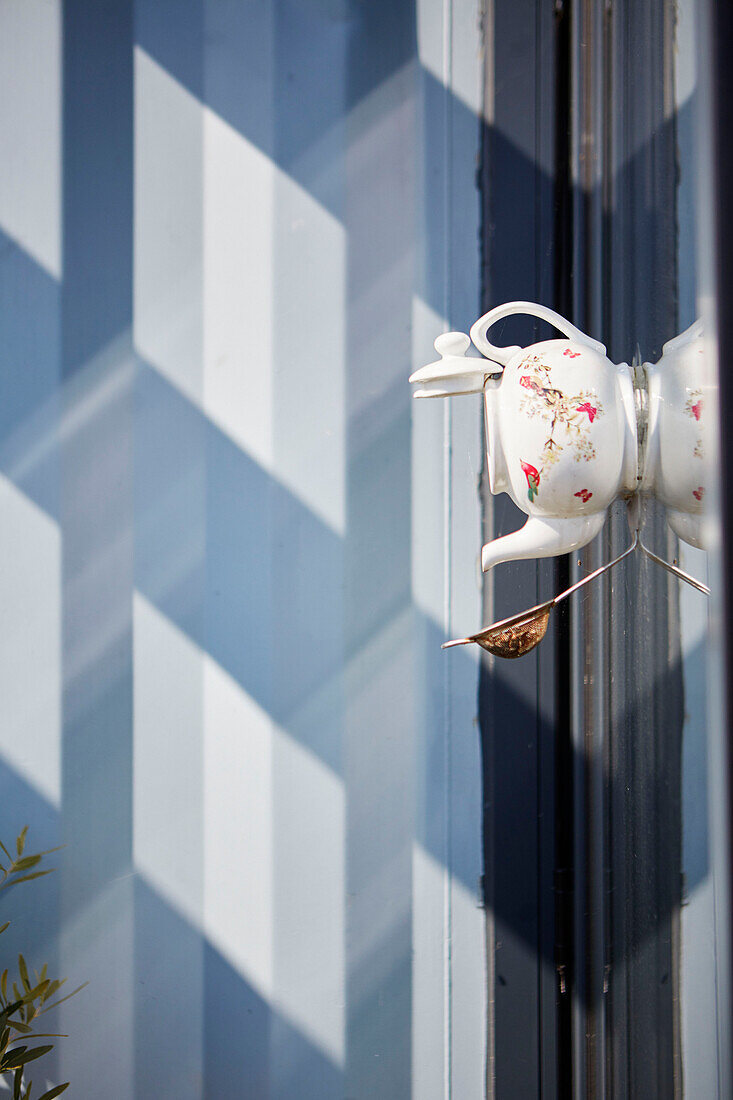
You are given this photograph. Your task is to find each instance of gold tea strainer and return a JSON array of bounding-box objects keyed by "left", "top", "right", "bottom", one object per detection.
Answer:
[{"left": 443, "top": 501, "right": 709, "bottom": 659}]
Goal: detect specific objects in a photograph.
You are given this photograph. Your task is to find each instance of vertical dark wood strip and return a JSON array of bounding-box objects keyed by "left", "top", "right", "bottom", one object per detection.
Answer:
[{"left": 480, "top": 1, "right": 561, "bottom": 1095}]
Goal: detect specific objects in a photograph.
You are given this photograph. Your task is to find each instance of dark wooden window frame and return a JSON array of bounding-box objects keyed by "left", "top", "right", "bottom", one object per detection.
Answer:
[{"left": 480, "top": 2, "right": 689, "bottom": 1095}]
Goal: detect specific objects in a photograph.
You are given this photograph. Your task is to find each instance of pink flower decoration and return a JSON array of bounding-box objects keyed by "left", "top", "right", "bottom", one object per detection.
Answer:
[
  {"left": 576, "top": 402, "right": 597, "bottom": 423},
  {"left": 519, "top": 375, "right": 532, "bottom": 388},
  {"left": 692, "top": 400, "right": 702, "bottom": 421},
  {"left": 520, "top": 459, "right": 540, "bottom": 502},
  {"left": 574, "top": 489, "right": 593, "bottom": 503},
  {"left": 520, "top": 459, "right": 540, "bottom": 485},
  {"left": 563, "top": 349, "right": 580, "bottom": 358},
  {"left": 693, "top": 486, "right": 705, "bottom": 501}
]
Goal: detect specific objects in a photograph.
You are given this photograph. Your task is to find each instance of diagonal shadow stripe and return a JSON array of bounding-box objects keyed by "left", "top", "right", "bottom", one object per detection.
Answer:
[
  {"left": 134, "top": 0, "right": 483, "bottom": 332},
  {"left": 134, "top": 0, "right": 416, "bottom": 221},
  {"left": 0, "top": 228, "right": 60, "bottom": 521},
  {"left": 135, "top": 357, "right": 346, "bottom": 774}
]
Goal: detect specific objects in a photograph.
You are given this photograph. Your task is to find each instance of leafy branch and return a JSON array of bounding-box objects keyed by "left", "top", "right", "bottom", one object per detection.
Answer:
[
  {"left": 0, "top": 828, "right": 61, "bottom": 895},
  {"left": 0, "top": 828, "right": 86, "bottom": 1099}
]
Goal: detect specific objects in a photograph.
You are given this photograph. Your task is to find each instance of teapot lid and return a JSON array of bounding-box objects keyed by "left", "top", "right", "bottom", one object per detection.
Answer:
[{"left": 409, "top": 332, "right": 496, "bottom": 398}]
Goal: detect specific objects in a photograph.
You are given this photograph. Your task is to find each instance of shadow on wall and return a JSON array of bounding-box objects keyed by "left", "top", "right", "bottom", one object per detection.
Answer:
[{"left": 0, "top": 0, "right": 708, "bottom": 1097}]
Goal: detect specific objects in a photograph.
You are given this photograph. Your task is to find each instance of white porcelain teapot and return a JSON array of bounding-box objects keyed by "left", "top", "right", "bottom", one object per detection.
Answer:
[
  {"left": 641, "top": 319, "right": 710, "bottom": 549},
  {"left": 410, "top": 302, "right": 638, "bottom": 570}
]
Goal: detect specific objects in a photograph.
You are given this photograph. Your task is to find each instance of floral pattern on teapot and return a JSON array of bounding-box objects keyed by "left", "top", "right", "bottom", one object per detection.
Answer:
[{"left": 515, "top": 356, "right": 604, "bottom": 500}]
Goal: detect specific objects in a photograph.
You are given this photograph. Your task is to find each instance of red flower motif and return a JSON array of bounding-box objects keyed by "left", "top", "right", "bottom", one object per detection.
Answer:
[
  {"left": 693, "top": 486, "right": 705, "bottom": 501},
  {"left": 520, "top": 460, "right": 540, "bottom": 502},
  {"left": 574, "top": 488, "right": 593, "bottom": 503},
  {"left": 576, "top": 402, "right": 597, "bottom": 423},
  {"left": 692, "top": 400, "right": 703, "bottom": 421},
  {"left": 563, "top": 348, "right": 581, "bottom": 358},
  {"left": 519, "top": 375, "right": 533, "bottom": 388}
]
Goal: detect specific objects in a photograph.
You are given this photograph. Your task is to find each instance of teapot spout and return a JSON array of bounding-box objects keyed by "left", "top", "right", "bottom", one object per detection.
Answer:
[{"left": 481, "top": 513, "right": 607, "bottom": 572}]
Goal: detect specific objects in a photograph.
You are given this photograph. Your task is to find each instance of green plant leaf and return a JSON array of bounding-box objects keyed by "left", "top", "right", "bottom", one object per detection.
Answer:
[
  {"left": 1, "top": 998, "right": 24, "bottom": 1022},
  {"left": 11, "top": 857, "right": 42, "bottom": 875},
  {"left": 2, "top": 1043, "right": 27, "bottom": 1069},
  {"left": 39, "top": 983, "right": 87, "bottom": 1015},
  {"left": 2, "top": 1044, "right": 53, "bottom": 1070},
  {"left": 39, "top": 981, "right": 61, "bottom": 1006},
  {"left": 21, "top": 983, "right": 50, "bottom": 1008},
  {"left": 9, "top": 1020, "right": 32, "bottom": 1035},
  {"left": 4, "top": 872, "right": 53, "bottom": 888},
  {"left": 16, "top": 828, "right": 28, "bottom": 857},
  {"left": 0, "top": 922, "right": 10, "bottom": 936},
  {"left": 37, "top": 1085, "right": 69, "bottom": 1100},
  {"left": 18, "top": 957, "right": 30, "bottom": 994},
  {"left": 11, "top": 1033, "right": 66, "bottom": 1040},
  {"left": 13, "top": 1064, "right": 22, "bottom": 1100}
]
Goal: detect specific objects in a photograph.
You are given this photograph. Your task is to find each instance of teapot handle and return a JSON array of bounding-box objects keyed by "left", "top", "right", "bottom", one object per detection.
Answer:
[{"left": 470, "top": 301, "right": 606, "bottom": 365}]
